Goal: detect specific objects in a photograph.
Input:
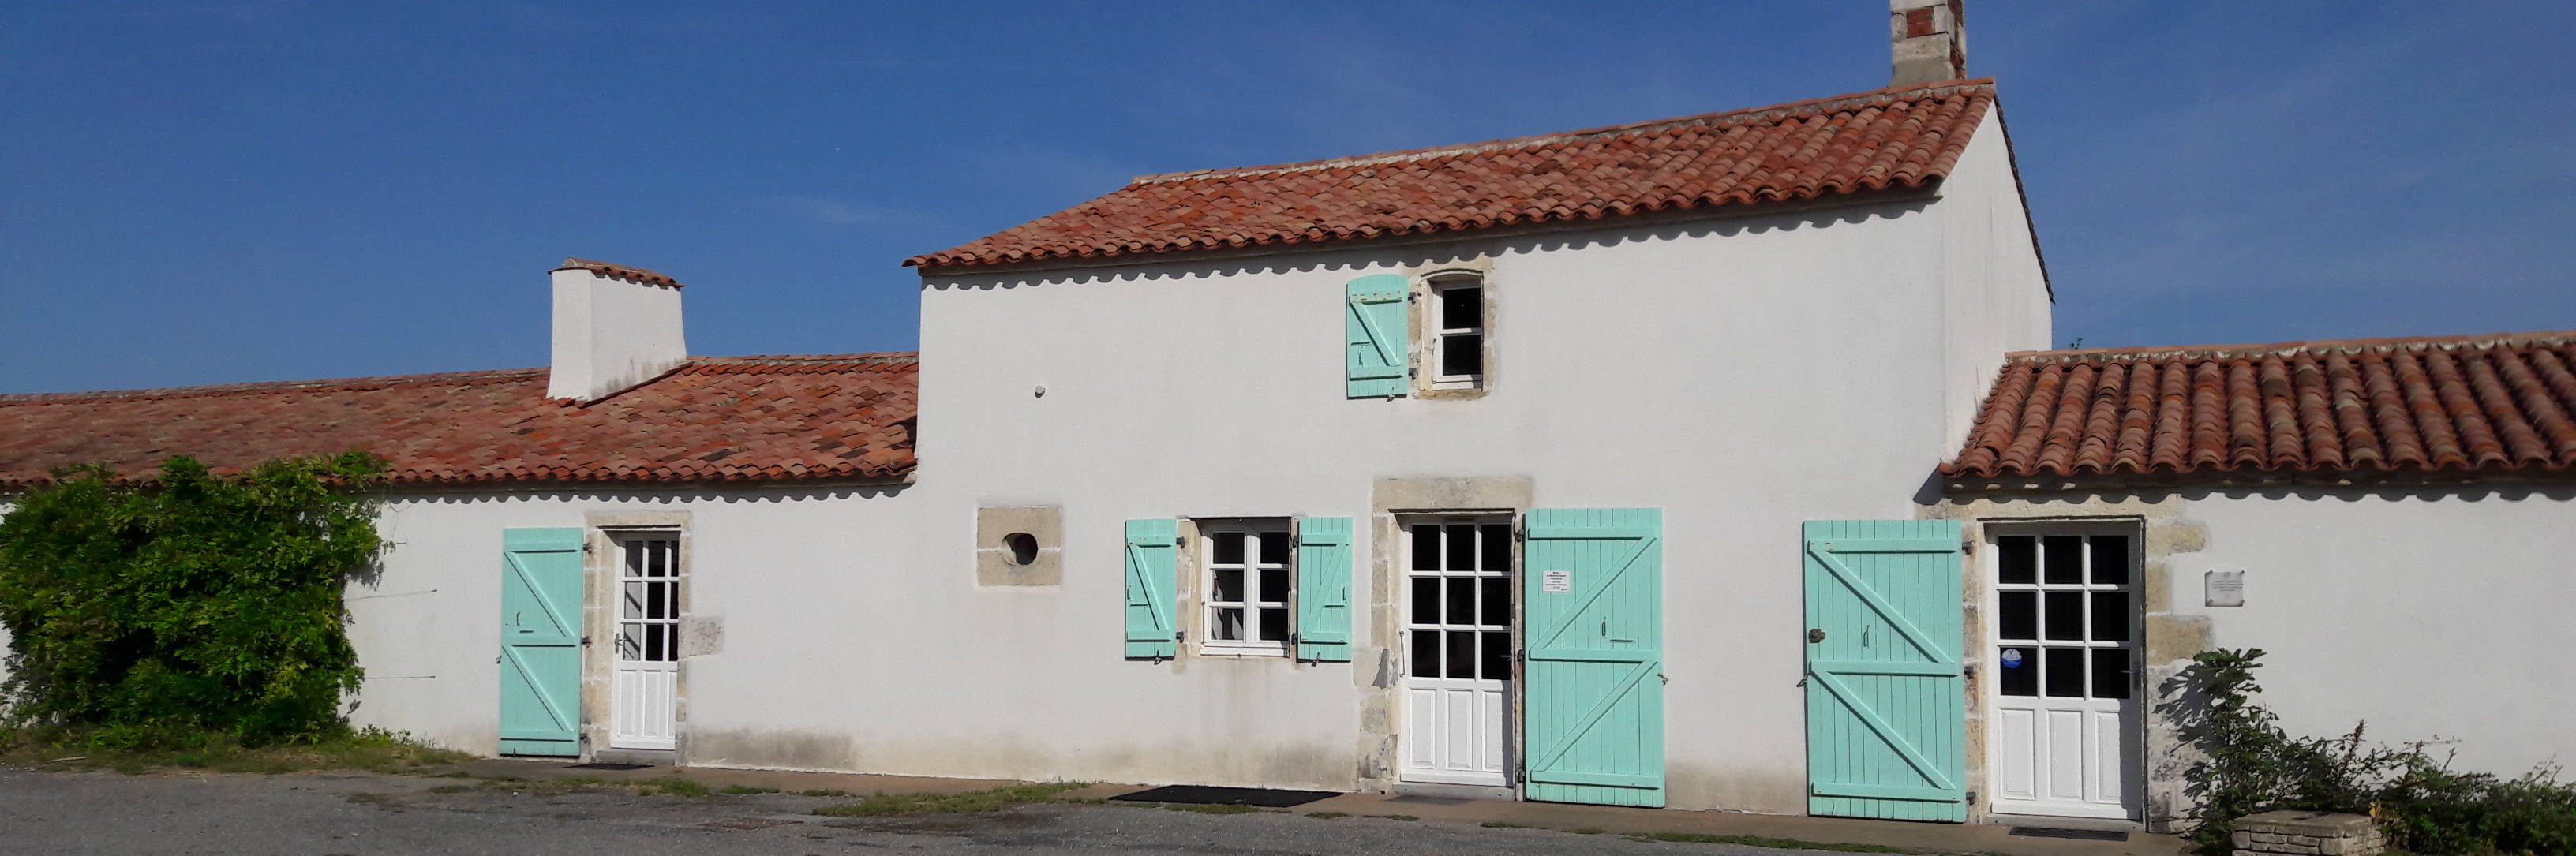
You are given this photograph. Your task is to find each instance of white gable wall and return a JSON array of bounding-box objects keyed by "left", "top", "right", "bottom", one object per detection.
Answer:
[
  {"left": 1937, "top": 108, "right": 2054, "bottom": 447},
  {"left": 905, "top": 191, "right": 2024, "bottom": 811}
]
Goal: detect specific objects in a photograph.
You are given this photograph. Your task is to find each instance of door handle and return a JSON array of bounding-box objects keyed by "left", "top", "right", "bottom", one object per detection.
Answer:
[{"left": 1807, "top": 628, "right": 1827, "bottom": 643}]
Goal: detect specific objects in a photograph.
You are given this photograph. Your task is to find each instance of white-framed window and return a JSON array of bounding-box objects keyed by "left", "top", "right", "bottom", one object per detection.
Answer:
[
  {"left": 616, "top": 534, "right": 681, "bottom": 665},
  {"left": 1200, "top": 518, "right": 1293, "bottom": 656},
  {"left": 1428, "top": 275, "right": 1485, "bottom": 389}
]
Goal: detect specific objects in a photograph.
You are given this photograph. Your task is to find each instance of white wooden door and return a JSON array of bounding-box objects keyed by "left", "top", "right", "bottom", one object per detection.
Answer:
[
  {"left": 1401, "top": 519, "right": 1515, "bottom": 787},
  {"left": 1988, "top": 529, "right": 2140, "bottom": 820},
  {"left": 611, "top": 536, "right": 680, "bottom": 751}
]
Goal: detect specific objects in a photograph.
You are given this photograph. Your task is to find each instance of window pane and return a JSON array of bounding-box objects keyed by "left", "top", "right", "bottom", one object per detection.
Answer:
[
  {"left": 2089, "top": 535, "right": 2130, "bottom": 585},
  {"left": 1211, "top": 531, "right": 1245, "bottom": 566},
  {"left": 1214, "top": 607, "right": 1245, "bottom": 641},
  {"left": 2090, "top": 592, "right": 2129, "bottom": 642},
  {"left": 1257, "top": 530, "right": 1289, "bottom": 565},
  {"left": 1258, "top": 567, "right": 1288, "bottom": 604},
  {"left": 1445, "top": 630, "right": 1476, "bottom": 679},
  {"left": 1481, "top": 524, "right": 1511, "bottom": 572},
  {"left": 1479, "top": 577, "right": 1511, "bottom": 627},
  {"left": 645, "top": 623, "right": 666, "bottom": 661},
  {"left": 1998, "top": 590, "right": 2036, "bottom": 640},
  {"left": 655, "top": 581, "right": 677, "bottom": 619},
  {"left": 1258, "top": 607, "right": 1288, "bottom": 642},
  {"left": 618, "top": 623, "right": 642, "bottom": 661},
  {"left": 2044, "top": 591, "right": 2084, "bottom": 641},
  {"left": 2091, "top": 649, "right": 2132, "bottom": 699},
  {"left": 1212, "top": 569, "right": 1245, "bottom": 605},
  {"left": 1445, "top": 525, "right": 1477, "bottom": 570},
  {"left": 2044, "top": 647, "right": 2084, "bottom": 697},
  {"left": 1998, "top": 647, "right": 2036, "bottom": 696},
  {"left": 1480, "top": 630, "right": 1511, "bottom": 680},
  {"left": 1441, "top": 334, "right": 1483, "bottom": 378},
  {"left": 1998, "top": 536, "right": 2035, "bottom": 584},
  {"left": 1446, "top": 578, "right": 1476, "bottom": 624},
  {"left": 1411, "top": 630, "right": 1440, "bottom": 676},
  {"left": 624, "top": 541, "right": 644, "bottom": 578},
  {"left": 1411, "top": 577, "right": 1440, "bottom": 625},
  {"left": 2042, "top": 536, "right": 2084, "bottom": 584},
  {"left": 652, "top": 542, "right": 673, "bottom": 577},
  {"left": 1440, "top": 285, "right": 1481, "bottom": 330},
  {"left": 1411, "top": 525, "right": 1440, "bottom": 571},
  {"left": 622, "top": 581, "right": 645, "bottom": 620}
]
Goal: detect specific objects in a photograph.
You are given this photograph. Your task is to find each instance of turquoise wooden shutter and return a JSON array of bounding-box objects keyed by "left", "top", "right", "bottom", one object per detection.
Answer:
[
  {"left": 1294, "top": 517, "right": 1354, "bottom": 662},
  {"left": 1522, "top": 508, "right": 1664, "bottom": 807},
  {"left": 499, "top": 527, "right": 584, "bottom": 757},
  {"left": 1346, "top": 274, "right": 1410, "bottom": 398},
  {"left": 1124, "top": 518, "right": 1180, "bottom": 659},
  {"left": 1803, "top": 520, "right": 1968, "bottom": 822}
]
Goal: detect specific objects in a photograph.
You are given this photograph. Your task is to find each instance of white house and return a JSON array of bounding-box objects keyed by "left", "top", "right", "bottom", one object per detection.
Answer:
[{"left": 3, "top": 2, "right": 2570, "bottom": 833}]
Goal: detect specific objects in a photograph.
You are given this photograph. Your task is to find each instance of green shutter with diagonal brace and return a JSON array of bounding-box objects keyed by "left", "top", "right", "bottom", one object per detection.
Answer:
[
  {"left": 500, "top": 527, "right": 583, "bottom": 757},
  {"left": 1294, "top": 517, "right": 1354, "bottom": 661},
  {"left": 1522, "top": 508, "right": 1665, "bottom": 807},
  {"left": 1802, "top": 520, "right": 1968, "bottom": 822},
  {"left": 1124, "top": 518, "right": 1179, "bottom": 658},
  {"left": 1346, "top": 274, "right": 1410, "bottom": 398}
]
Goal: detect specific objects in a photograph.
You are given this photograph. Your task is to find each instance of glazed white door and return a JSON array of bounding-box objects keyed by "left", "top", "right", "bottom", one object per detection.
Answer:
[
  {"left": 1988, "top": 530, "right": 2140, "bottom": 820},
  {"left": 1401, "top": 519, "right": 1515, "bottom": 787},
  {"left": 611, "top": 536, "right": 680, "bottom": 751}
]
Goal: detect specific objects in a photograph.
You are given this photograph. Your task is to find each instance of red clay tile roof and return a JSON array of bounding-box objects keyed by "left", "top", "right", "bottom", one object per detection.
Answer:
[
  {"left": 552, "top": 257, "right": 683, "bottom": 289},
  {"left": 0, "top": 353, "right": 916, "bottom": 489},
  {"left": 1946, "top": 332, "right": 2576, "bottom": 484},
  {"left": 906, "top": 79, "right": 1996, "bottom": 270}
]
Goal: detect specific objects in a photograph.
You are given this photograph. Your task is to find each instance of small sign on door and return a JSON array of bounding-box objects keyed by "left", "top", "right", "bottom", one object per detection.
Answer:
[{"left": 1541, "top": 570, "right": 1572, "bottom": 593}]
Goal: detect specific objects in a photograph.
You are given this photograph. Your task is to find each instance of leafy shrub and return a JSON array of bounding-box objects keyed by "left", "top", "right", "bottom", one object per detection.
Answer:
[
  {"left": 2183, "top": 648, "right": 2576, "bottom": 855},
  {"left": 0, "top": 454, "right": 386, "bottom": 746}
]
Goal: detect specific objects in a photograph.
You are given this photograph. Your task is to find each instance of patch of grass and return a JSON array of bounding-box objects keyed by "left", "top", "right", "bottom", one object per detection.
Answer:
[
  {"left": 1569, "top": 827, "right": 1608, "bottom": 835},
  {"left": 426, "top": 784, "right": 475, "bottom": 794},
  {"left": 813, "top": 782, "right": 1088, "bottom": 817},
  {"left": 1621, "top": 832, "right": 1915, "bottom": 852},
  {"left": 1162, "top": 802, "right": 1260, "bottom": 815},
  {"left": 718, "top": 785, "right": 781, "bottom": 794},
  {"left": 796, "top": 788, "right": 852, "bottom": 798},
  {"left": 1305, "top": 810, "right": 1348, "bottom": 819},
  {"left": 343, "top": 792, "right": 397, "bottom": 806},
  {"left": 1369, "top": 813, "right": 1420, "bottom": 822},
  {"left": 0, "top": 725, "right": 468, "bottom": 776},
  {"left": 649, "top": 778, "right": 710, "bottom": 797},
  {"left": 1482, "top": 820, "right": 1531, "bottom": 828}
]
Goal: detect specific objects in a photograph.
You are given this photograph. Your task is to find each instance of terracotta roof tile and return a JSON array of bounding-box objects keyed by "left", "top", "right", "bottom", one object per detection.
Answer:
[
  {"left": 907, "top": 79, "right": 1997, "bottom": 270},
  {"left": 0, "top": 353, "right": 916, "bottom": 489},
  {"left": 552, "top": 257, "right": 683, "bottom": 289},
  {"left": 1946, "top": 332, "right": 2576, "bottom": 484}
]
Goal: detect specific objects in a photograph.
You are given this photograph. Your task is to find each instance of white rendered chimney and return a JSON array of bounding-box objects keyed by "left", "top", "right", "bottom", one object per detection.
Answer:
[
  {"left": 1890, "top": 0, "right": 1967, "bottom": 88},
  {"left": 546, "top": 258, "right": 687, "bottom": 401}
]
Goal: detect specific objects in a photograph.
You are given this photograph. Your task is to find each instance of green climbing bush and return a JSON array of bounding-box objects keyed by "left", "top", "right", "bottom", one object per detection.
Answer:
[
  {"left": 0, "top": 454, "right": 388, "bottom": 746},
  {"left": 2183, "top": 648, "right": 2576, "bottom": 855}
]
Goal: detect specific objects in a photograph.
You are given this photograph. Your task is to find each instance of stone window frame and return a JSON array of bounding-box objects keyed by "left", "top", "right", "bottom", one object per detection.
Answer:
[{"left": 1407, "top": 259, "right": 1496, "bottom": 401}]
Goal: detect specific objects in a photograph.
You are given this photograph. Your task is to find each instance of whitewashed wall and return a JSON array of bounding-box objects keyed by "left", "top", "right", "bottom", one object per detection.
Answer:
[
  {"left": 2169, "top": 487, "right": 2576, "bottom": 776},
  {"left": 906, "top": 155, "right": 2049, "bottom": 811},
  {"left": 350, "top": 486, "right": 924, "bottom": 760}
]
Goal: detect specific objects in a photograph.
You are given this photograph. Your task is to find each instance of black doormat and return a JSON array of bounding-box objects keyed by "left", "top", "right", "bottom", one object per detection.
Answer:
[
  {"left": 2009, "top": 827, "right": 2130, "bottom": 842},
  {"left": 1108, "top": 785, "right": 1339, "bottom": 808},
  {"left": 564, "top": 762, "right": 653, "bottom": 771}
]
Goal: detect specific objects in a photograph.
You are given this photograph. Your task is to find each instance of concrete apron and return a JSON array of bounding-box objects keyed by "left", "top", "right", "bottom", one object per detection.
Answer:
[{"left": 451, "top": 759, "right": 2185, "bottom": 856}]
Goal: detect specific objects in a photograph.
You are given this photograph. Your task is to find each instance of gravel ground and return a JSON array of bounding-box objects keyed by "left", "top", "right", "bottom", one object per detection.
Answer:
[{"left": 0, "top": 767, "right": 1858, "bottom": 855}]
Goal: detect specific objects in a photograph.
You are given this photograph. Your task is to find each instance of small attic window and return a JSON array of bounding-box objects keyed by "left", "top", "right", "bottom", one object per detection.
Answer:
[{"left": 1429, "top": 276, "right": 1485, "bottom": 389}]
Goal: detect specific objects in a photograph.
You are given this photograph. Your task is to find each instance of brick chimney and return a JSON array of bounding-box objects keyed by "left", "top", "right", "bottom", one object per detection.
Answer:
[
  {"left": 1890, "top": 0, "right": 1967, "bottom": 88},
  {"left": 547, "top": 258, "right": 687, "bottom": 401}
]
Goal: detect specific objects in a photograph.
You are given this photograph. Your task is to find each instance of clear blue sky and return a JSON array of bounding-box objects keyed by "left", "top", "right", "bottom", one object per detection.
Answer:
[{"left": 4, "top": 2, "right": 2570, "bottom": 394}]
